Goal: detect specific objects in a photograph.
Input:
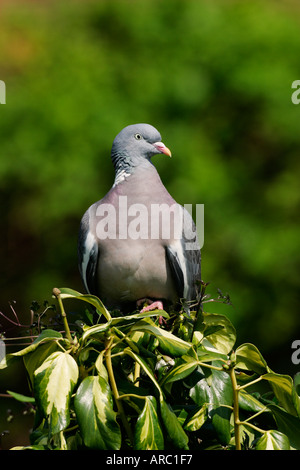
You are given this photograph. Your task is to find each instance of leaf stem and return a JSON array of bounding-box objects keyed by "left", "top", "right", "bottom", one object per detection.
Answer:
[
  {"left": 119, "top": 393, "right": 146, "bottom": 401},
  {"left": 241, "top": 406, "right": 268, "bottom": 424},
  {"left": 197, "top": 361, "right": 224, "bottom": 371},
  {"left": 134, "top": 362, "right": 140, "bottom": 387},
  {"left": 239, "top": 420, "right": 266, "bottom": 435},
  {"left": 238, "top": 406, "right": 268, "bottom": 435},
  {"left": 105, "top": 337, "right": 134, "bottom": 445},
  {"left": 228, "top": 366, "right": 241, "bottom": 450},
  {"left": 59, "top": 431, "right": 67, "bottom": 450},
  {"left": 237, "top": 376, "right": 263, "bottom": 391},
  {"left": 53, "top": 288, "right": 72, "bottom": 343}
]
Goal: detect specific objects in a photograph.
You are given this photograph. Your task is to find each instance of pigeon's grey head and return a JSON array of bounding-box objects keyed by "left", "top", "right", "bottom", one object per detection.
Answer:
[{"left": 111, "top": 124, "right": 171, "bottom": 176}]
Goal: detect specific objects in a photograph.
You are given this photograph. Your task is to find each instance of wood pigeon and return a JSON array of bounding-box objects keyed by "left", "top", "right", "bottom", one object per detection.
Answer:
[{"left": 78, "top": 124, "right": 201, "bottom": 313}]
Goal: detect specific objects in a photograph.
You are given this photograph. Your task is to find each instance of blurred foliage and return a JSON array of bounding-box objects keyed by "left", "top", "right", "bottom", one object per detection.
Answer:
[{"left": 0, "top": 0, "right": 300, "bottom": 389}]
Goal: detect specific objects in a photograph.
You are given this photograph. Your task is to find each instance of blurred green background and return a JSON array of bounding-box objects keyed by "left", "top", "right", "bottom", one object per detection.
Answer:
[{"left": 1, "top": 0, "right": 300, "bottom": 448}]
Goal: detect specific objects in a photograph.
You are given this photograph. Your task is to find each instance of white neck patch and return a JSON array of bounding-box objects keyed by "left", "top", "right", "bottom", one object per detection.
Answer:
[{"left": 113, "top": 169, "right": 131, "bottom": 187}]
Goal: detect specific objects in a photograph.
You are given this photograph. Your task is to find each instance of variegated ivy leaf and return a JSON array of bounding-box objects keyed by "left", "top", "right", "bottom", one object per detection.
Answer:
[
  {"left": 134, "top": 396, "right": 164, "bottom": 450},
  {"left": 184, "top": 404, "right": 207, "bottom": 432},
  {"left": 131, "top": 319, "right": 191, "bottom": 356},
  {"left": 74, "top": 375, "right": 121, "bottom": 450},
  {"left": 159, "top": 396, "right": 189, "bottom": 450},
  {"left": 33, "top": 351, "right": 79, "bottom": 435},
  {"left": 58, "top": 287, "right": 111, "bottom": 322},
  {"left": 255, "top": 430, "right": 290, "bottom": 450},
  {"left": 0, "top": 329, "right": 62, "bottom": 370}
]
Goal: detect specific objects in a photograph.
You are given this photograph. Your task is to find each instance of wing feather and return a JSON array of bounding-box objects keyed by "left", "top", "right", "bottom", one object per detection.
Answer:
[
  {"left": 78, "top": 209, "right": 99, "bottom": 295},
  {"left": 166, "top": 205, "right": 201, "bottom": 302}
]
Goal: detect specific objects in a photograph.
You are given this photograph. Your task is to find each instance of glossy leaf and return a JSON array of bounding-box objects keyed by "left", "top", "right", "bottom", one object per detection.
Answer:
[
  {"left": 74, "top": 375, "right": 121, "bottom": 450},
  {"left": 124, "top": 347, "right": 161, "bottom": 390},
  {"left": 0, "top": 329, "right": 62, "bottom": 369},
  {"left": 210, "top": 365, "right": 233, "bottom": 445},
  {"left": 134, "top": 396, "right": 164, "bottom": 450},
  {"left": 34, "top": 351, "right": 79, "bottom": 435},
  {"left": 235, "top": 343, "right": 268, "bottom": 375},
  {"left": 81, "top": 322, "right": 111, "bottom": 343},
  {"left": 58, "top": 287, "right": 111, "bottom": 322},
  {"left": 184, "top": 404, "right": 208, "bottom": 432},
  {"left": 111, "top": 310, "right": 169, "bottom": 326},
  {"left": 197, "top": 312, "right": 236, "bottom": 355},
  {"left": 238, "top": 389, "right": 268, "bottom": 414},
  {"left": 161, "top": 359, "right": 198, "bottom": 386},
  {"left": 131, "top": 319, "right": 191, "bottom": 356},
  {"left": 159, "top": 396, "right": 189, "bottom": 450},
  {"left": 197, "top": 343, "right": 228, "bottom": 362},
  {"left": 95, "top": 350, "right": 108, "bottom": 380},
  {"left": 261, "top": 372, "right": 300, "bottom": 417},
  {"left": 24, "top": 340, "right": 60, "bottom": 387},
  {"left": 255, "top": 430, "right": 290, "bottom": 450},
  {"left": 268, "top": 404, "right": 300, "bottom": 450},
  {"left": 190, "top": 371, "right": 213, "bottom": 407},
  {"left": 81, "top": 311, "right": 170, "bottom": 344}
]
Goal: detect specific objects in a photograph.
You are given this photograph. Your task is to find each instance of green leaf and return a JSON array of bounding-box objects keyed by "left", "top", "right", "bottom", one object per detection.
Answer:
[
  {"left": 111, "top": 310, "right": 169, "bottom": 326},
  {"left": 123, "top": 348, "right": 162, "bottom": 395},
  {"left": 238, "top": 389, "right": 268, "bottom": 414},
  {"left": 22, "top": 330, "right": 63, "bottom": 353},
  {"left": 294, "top": 372, "right": 300, "bottom": 396},
  {"left": 134, "top": 396, "right": 164, "bottom": 450},
  {"left": 7, "top": 390, "right": 35, "bottom": 403},
  {"left": 159, "top": 396, "right": 189, "bottom": 450},
  {"left": 58, "top": 287, "right": 111, "bottom": 322},
  {"left": 197, "top": 312, "right": 236, "bottom": 355},
  {"left": 24, "top": 340, "right": 60, "bottom": 387},
  {"left": 95, "top": 350, "right": 108, "bottom": 381},
  {"left": 129, "top": 330, "right": 150, "bottom": 347},
  {"left": 190, "top": 371, "right": 213, "bottom": 407},
  {"left": 261, "top": 372, "right": 300, "bottom": 417},
  {"left": 34, "top": 351, "right": 79, "bottom": 435},
  {"left": 235, "top": 343, "right": 268, "bottom": 375},
  {"left": 197, "top": 343, "right": 229, "bottom": 362},
  {"left": 255, "top": 430, "right": 290, "bottom": 450},
  {"left": 74, "top": 375, "right": 121, "bottom": 450},
  {"left": 184, "top": 404, "right": 208, "bottom": 432},
  {"left": 10, "top": 445, "right": 48, "bottom": 450},
  {"left": 81, "top": 322, "right": 111, "bottom": 343},
  {"left": 161, "top": 359, "right": 198, "bottom": 386},
  {"left": 131, "top": 319, "right": 191, "bottom": 356},
  {"left": 268, "top": 404, "right": 300, "bottom": 450},
  {"left": 0, "top": 329, "right": 62, "bottom": 369},
  {"left": 81, "top": 311, "right": 170, "bottom": 344},
  {"left": 210, "top": 366, "right": 233, "bottom": 445}
]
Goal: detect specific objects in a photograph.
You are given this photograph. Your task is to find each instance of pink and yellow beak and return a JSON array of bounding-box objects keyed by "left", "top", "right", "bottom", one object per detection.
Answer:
[{"left": 153, "top": 141, "right": 172, "bottom": 157}]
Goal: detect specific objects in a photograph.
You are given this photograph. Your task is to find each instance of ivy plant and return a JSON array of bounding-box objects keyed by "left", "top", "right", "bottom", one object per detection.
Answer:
[{"left": 1, "top": 283, "right": 300, "bottom": 450}]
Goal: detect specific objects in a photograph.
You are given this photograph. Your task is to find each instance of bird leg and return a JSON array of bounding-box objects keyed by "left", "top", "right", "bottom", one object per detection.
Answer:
[
  {"left": 137, "top": 298, "right": 165, "bottom": 324},
  {"left": 139, "top": 300, "right": 164, "bottom": 313}
]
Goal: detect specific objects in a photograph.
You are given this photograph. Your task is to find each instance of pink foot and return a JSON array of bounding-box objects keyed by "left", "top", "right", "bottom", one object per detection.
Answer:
[
  {"left": 138, "top": 300, "right": 166, "bottom": 325},
  {"left": 140, "top": 301, "right": 164, "bottom": 313}
]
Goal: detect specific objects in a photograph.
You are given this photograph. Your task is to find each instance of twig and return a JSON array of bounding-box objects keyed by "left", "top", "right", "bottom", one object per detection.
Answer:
[
  {"left": 52, "top": 288, "right": 73, "bottom": 343},
  {"left": 105, "top": 337, "right": 134, "bottom": 444},
  {"left": 228, "top": 366, "right": 241, "bottom": 450}
]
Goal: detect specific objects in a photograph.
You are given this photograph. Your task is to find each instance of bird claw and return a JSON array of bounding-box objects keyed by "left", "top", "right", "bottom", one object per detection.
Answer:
[
  {"left": 138, "top": 299, "right": 166, "bottom": 325},
  {"left": 139, "top": 300, "right": 164, "bottom": 313}
]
